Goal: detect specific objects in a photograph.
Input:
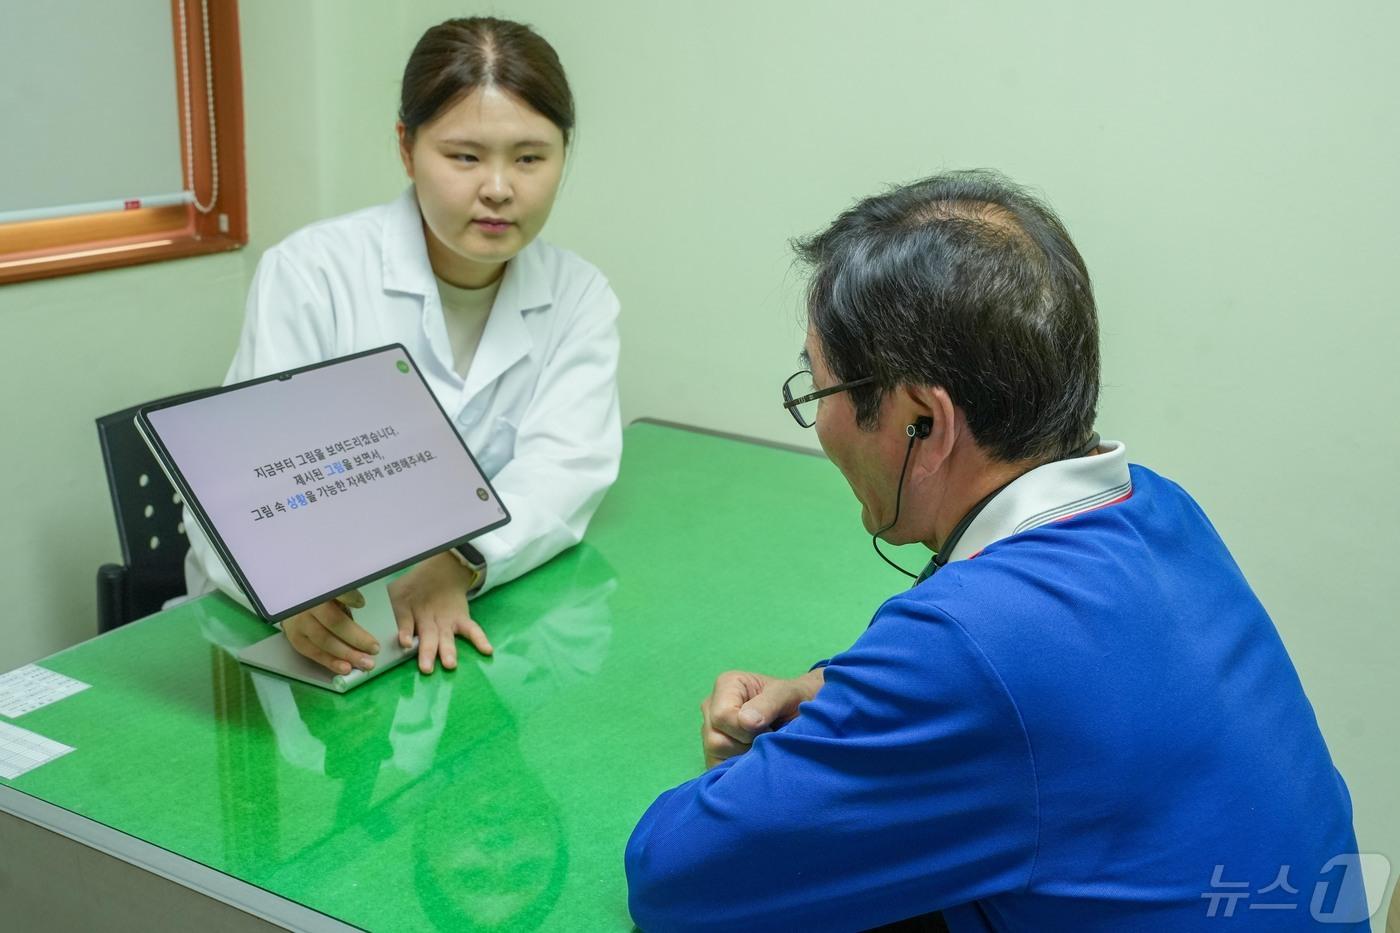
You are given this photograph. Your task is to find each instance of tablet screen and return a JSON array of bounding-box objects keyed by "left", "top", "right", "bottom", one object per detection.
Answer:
[{"left": 141, "top": 345, "right": 509, "bottom": 620}]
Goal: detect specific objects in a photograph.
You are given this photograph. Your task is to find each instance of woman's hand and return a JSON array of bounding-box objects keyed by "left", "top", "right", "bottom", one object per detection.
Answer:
[
  {"left": 281, "top": 590, "right": 379, "bottom": 675},
  {"left": 388, "top": 551, "right": 492, "bottom": 674}
]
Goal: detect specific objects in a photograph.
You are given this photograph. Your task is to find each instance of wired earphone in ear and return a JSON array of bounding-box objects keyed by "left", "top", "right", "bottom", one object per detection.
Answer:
[{"left": 872, "top": 416, "right": 934, "bottom": 578}]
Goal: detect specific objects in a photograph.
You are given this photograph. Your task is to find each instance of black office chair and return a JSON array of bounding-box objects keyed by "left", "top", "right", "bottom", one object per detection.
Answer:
[{"left": 95, "top": 389, "right": 213, "bottom": 633}]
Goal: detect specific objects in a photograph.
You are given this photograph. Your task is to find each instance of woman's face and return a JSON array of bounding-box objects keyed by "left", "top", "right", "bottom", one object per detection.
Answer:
[{"left": 398, "top": 85, "right": 566, "bottom": 288}]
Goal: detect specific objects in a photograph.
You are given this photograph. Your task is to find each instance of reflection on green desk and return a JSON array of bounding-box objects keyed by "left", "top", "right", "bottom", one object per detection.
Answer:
[{"left": 1, "top": 422, "right": 903, "bottom": 931}]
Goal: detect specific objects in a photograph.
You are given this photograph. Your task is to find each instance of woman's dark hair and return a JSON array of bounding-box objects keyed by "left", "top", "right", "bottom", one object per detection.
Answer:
[
  {"left": 399, "top": 17, "right": 574, "bottom": 146},
  {"left": 794, "top": 169, "right": 1100, "bottom": 463}
]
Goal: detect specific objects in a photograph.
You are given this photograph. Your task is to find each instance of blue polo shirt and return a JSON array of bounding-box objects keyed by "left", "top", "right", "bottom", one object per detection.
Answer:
[{"left": 625, "top": 453, "right": 1364, "bottom": 931}]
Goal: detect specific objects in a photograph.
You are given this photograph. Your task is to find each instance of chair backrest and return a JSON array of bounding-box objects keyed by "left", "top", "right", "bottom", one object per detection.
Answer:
[{"left": 95, "top": 389, "right": 213, "bottom": 623}]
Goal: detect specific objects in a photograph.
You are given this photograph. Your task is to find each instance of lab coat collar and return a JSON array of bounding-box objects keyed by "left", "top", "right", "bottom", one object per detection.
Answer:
[
  {"left": 382, "top": 187, "right": 433, "bottom": 297},
  {"left": 940, "top": 440, "right": 1133, "bottom": 567},
  {"left": 464, "top": 242, "right": 551, "bottom": 398},
  {"left": 380, "top": 186, "right": 554, "bottom": 398}
]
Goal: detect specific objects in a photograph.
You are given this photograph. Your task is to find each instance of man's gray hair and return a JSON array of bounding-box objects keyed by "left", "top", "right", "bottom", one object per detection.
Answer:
[{"left": 794, "top": 169, "right": 1100, "bottom": 463}]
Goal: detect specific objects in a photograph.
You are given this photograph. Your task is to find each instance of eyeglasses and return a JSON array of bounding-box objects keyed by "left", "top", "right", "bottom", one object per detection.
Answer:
[{"left": 781, "top": 370, "right": 876, "bottom": 428}]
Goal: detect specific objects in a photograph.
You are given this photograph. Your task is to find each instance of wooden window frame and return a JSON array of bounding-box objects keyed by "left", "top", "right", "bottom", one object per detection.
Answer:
[{"left": 0, "top": 0, "right": 247, "bottom": 286}]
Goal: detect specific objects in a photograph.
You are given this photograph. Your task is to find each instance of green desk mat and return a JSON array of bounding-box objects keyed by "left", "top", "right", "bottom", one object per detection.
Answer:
[{"left": 2, "top": 422, "right": 909, "bottom": 931}]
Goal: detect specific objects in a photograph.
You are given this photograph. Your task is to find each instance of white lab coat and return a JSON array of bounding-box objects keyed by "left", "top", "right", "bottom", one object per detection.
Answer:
[{"left": 183, "top": 187, "right": 621, "bottom": 608}]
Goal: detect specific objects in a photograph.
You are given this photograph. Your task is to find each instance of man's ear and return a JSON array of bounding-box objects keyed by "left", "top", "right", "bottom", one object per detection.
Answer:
[
  {"left": 904, "top": 384, "right": 958, "bottom": 476},
  {"left": 396, "top": 122, "right": 415, "bottom": 179}
]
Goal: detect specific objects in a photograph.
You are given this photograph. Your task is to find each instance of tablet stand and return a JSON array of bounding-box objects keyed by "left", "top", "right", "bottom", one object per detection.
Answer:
[{"left": 235, "top": 578, "right": 419, "bottom": 693}]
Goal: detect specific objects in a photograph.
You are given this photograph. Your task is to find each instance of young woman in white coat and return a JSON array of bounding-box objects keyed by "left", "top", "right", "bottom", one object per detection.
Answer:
[{"left": 183, "top": 17, "right": 620, "bottom": 677}]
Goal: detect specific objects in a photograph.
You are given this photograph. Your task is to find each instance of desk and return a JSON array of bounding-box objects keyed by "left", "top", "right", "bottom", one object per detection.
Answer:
[{"left": 0, "top": 422, "right": 902, "bottom": 931}]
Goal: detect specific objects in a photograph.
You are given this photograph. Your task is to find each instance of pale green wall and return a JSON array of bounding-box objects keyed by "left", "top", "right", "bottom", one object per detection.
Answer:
[
  {"left": 0, "top": 254, "right": 244, "bottom": 667},
  {"left": 0, "top": 0, "right": 324, "bottom": 673},
  {"left": 1, "top": 0, "right": 1395, "bottom": 910}
]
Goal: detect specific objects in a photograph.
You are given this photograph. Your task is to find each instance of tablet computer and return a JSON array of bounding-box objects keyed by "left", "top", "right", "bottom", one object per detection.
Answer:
[{"left": 136, "top": 344, "right": 510, "bottom": 625}]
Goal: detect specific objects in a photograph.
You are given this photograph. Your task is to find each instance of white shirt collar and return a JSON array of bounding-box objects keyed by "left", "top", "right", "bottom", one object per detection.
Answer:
[{"left": 943, "top": 440, "right": 1133, "bottom": 565}]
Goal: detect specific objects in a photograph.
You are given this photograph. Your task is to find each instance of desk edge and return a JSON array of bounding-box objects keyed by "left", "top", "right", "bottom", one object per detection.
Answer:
[{"left": 0, "top": 784, "right": 362, "bottom": 933}]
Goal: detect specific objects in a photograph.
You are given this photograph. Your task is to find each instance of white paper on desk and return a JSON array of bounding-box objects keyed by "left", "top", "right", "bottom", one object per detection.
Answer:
[
  {"left": 0, "top": 721, "right": 75, "bottom": 780},
  {"left": 0, "top": 664, "right": 91, "bottom": 718}
]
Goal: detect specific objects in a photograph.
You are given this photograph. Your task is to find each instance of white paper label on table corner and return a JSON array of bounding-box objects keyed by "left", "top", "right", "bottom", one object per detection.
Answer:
[
  {"left": 0, "top": 721, "right": 75, "bottom": 780},
  {"left": 0, "top": 664, "right": 91, "bottom": 718}
]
